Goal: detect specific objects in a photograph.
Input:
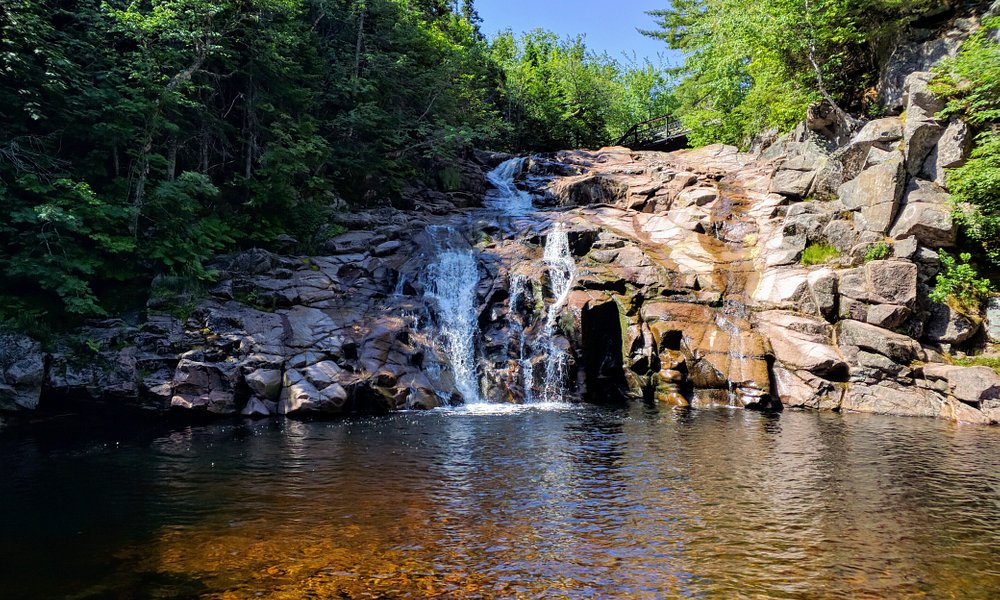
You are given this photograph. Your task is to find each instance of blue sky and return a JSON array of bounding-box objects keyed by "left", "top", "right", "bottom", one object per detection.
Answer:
[{"left": 476, "top": 0, "right": 683, "bottom": 67}]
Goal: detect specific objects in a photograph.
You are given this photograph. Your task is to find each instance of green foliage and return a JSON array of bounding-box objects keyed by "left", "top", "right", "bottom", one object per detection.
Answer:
[
  {"left": 488, "top": 30, "right": 676, "bottom": 150},
  {"left": 643, "top": 0, "right": 939, "bottom": 146},
  {"left": 930, "top": 251, "right": 993, "bottom": 314},
  {"left": 800, "top": 242, "right": 840, "bottom": 266},
  {"left": 953, "top": 355, "right": 1000, "bottom": 376},
  {"left": 0, "top": 0, "right": 507, "bottom": 324},
  {"left": 144, "top": 172, "right": 232, "bottom": 279},
  {"left": 864, "top": 241, "right": 891, "bottom": 262},
  {"left": 0, "top": 175, "right": 135, "bottom": 315},
  {"left": 932, "top": 17, "right": 1000, "bottom": 126},
  {"left": 933, "top": 18, "right": 1000, "bottom": 269}
]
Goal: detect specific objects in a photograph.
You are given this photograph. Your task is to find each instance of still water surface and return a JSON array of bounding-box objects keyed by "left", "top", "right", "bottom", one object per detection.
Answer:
[{"left": 2, "top": 405, "right": 999, "bottom": 599}]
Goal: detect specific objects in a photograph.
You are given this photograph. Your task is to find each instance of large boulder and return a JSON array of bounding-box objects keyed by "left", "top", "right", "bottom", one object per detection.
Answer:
[
  {"left": 836, "top": 320, "right": 921, "bottom": 364},
  {"left": 922, "top": 119, "right": 973, "bottom": 187},
  {"left": 987, "top": 297, "right": 1000, "bottom": 343},
  {"left": 783, "top": 203, "right": 831, "bottom": 242},
  {"left": 924, "top": 303, "right": 980, "bottom": 345},
  {"left": 836, "top": 117, "right": 904, "bottom": 182},
  {"left": 0, "top": 334, "right": 45, "bottom": 411},
  {"left": 923, "top": 364, "right": 1000, "bottom": 406},
  {"left": 838, "top": 150, "right": 906, "bottom": 234},
  {"left": 838, "top": 260, "right": 918, "bottom": 308},
  {"left": 841, "top": 383, "right": 947, "bottom": 418},
  {"left": 770, "top": 154, "right": 823, "bottom": 198},
  {"left": 170, "top": 359, "right": 240, "bottom": 414},
  {"left": 753, "top": 311, "right": 847, "bottom": 379},
  {"left": 278, "top": 362, "right": 351, "bottom": 415},
  {"left": 902, "top": 72, "right": 945, "bottom": 175},
  {"left": 889, "top": 179, "right": 956, "bottom": 247}
]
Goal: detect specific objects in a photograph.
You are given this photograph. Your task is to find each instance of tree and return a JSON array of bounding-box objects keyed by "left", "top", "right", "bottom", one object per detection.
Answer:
[{"left": 642, "top": 0, "right": 938, "bottom": 146}]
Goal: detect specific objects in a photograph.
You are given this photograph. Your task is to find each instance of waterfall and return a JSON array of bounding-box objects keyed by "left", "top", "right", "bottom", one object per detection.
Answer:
[
  {"left": 539, "top": 223, "right": 576, "bottom": 403},
  {"left": 485, "top": 157, "right": 533, "bottom": 214},
  {"left": 426, "top": 246, "right": 483, "bottom": 405},
  {"left": 508, "top": 274, "right": 535, "bottom": 403}
]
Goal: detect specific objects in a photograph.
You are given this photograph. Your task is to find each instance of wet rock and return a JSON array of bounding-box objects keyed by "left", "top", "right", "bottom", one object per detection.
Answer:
[
  {"left": 674, "top": 186, "right": 718, "bottom": 208},
  {"left": 323, "top": 231, "right": 375, "bottom": 254},
  {"left": 242, "top": 397, "right": 275, "bottom": 417},
  {"left": 923, "top": 364, "right": 1000, "bottom": 406},
  {"left": 0, "top": 334, "right": 45, "bottom": 411},
  {"left": 841, "top": 383, "right": 947, "bottom": 418},
  {"left": 924, "top": 303, "right": 980, "bottom": 345},
  {"left": 372, "top": 240, "right": 403, "bottom": 257},
  {"left": 170, "top": 359, "right": 239, "bottom": 414}
]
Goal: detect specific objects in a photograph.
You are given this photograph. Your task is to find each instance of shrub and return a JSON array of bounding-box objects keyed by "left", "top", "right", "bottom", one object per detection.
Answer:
[
  {"left": 864, "top": 241, "right": 891, "bottom": 262},
  {"left": 929, "top": 250, "right": 993, "bottom": 314},
  {"left": 801, "top": 243, "right": 840, "bottom": 266}
]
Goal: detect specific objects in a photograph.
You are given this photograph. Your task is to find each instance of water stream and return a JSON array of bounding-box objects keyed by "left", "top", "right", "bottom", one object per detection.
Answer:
[
  {"left": 424, "top": 228, "right": 483, "bottom": 405},
  {"left": 540, "top": 222, "right": 577, "bottom": 404},
  {"left": 708, "top": 183, "right": 763, "bottom": 406},
  {"left": 424, "top": 157, "right": 581, "bottom": 407}
]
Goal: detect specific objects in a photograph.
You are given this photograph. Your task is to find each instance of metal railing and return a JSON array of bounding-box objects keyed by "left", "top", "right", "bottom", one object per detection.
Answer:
[{"left": 614, "top": 114, "right": 689, "bottom": 149}]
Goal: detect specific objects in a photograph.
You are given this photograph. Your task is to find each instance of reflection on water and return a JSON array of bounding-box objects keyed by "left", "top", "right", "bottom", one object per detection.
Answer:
[{"left": 2, "top": 407, "right": 1000, "bottom": 599}]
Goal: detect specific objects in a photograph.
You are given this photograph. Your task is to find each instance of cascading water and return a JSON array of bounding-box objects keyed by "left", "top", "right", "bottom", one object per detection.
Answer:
[
  {"left": 485, "top": 157, "right": 533, "bottom": 214},
  {"left": 425, "top": 235, "right": 483, "bottom": 405},
  {"left": 709, "top": 185, "right": 762, "bottom": 407},
  {"left": 539, "top": 223, "right": 576, "bottom": 403},
  {"left": 508, "top": 274, "right": 535, "bottom": 403}
]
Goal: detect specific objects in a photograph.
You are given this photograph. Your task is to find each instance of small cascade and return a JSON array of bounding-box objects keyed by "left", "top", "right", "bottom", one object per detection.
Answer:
[
  {"left": 425, "top": 236, "right": 483, "bottom": 405},
  {"left": 707, "top": 184, "right": 767, "bottom": 407},
  {"left": 539, "top": 223, "right": 576, "bottom": 403},
  {"left": 508, "top": 274, "right": 535, "bottom": 403},
  {"left": 485, "top": 157, "right": 533, "bottom": 214}
]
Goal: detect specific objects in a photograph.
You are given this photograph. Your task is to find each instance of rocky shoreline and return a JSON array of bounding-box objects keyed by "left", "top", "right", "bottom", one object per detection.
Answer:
[{"left": 3, "top": 68, "right": 1000, "bottom": 424}]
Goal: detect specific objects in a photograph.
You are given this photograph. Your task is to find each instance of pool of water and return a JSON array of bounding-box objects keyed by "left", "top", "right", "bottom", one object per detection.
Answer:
[{"left": 2, "top": 405, "right": 999, "bottom": 599}]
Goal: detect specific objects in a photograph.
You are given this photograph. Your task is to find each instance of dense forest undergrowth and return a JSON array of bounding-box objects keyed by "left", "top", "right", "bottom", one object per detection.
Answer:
[{"left": 0, "top": 0, "right": 997, "bottom": 334}]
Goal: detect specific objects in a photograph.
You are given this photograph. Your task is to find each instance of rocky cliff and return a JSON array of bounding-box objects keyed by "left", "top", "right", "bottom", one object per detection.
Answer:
[{"left": 3, "top": 20, "right": 1000, "bottom": 424}]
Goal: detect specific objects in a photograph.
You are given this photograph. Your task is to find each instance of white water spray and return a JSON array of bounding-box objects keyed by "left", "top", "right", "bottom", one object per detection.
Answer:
[
  {"left": 508, "top": 274, "right": 535, "bottom": 402},
  {"left": 539, "top": 223, "right": 576, "bottom": 403},
  {"left": 485, "top": 157, "right": 533, "bottom": 214},
  {"left": 426, "top": 248, "right": 483, "bottom": 405}
]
